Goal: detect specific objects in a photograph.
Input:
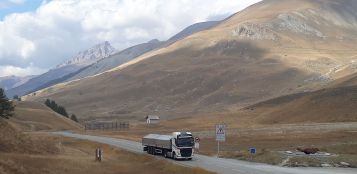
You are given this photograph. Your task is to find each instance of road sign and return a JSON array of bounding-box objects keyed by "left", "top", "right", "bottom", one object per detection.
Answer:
[
  {"left": 249, "top": 148, "right": 256, "bottom": 155},
  {"left": 216, "top": 124, "right": 226, "bottom": 142},
  {"left": 195, "top": 137, "right": 200, "bottom": 143}
]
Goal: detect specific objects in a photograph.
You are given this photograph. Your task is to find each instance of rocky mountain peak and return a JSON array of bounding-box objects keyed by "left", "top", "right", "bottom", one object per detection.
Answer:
[{"left": 56, "top": 41, "right": 116, "bottom": 68}]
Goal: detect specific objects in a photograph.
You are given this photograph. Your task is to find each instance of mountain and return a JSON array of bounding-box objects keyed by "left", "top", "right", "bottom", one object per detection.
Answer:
[
  {"left": 65, "top": 39, "right": 164, "bottom": 81},
  {"left": 0, "top": 75, "right": 36, "bottom": 91},
  {"left": 7, "top": 21, "right": 218, "bottom": 97},
  {"left": 166, "top": 21, "right": 219, "bottom": 44},
  {"left": 65, "top": 21, "right": 219, "bottom": 82},
  {"left": 56, "top": 41, "right": 115, "bottom": 68},
  {"left": 6, "top": 41, "right": 115, "bottom": 97},
  {"left": 25, "top": 0, "right": 357, "bottom": 121}
]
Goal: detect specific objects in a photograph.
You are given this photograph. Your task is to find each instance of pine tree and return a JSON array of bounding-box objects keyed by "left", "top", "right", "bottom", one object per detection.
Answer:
[
  {"left": 70, "top": 114, "right": 78, "bottom": 122},
  {"left": 57, "top": 106, "right": 69, "bottom": 118},
  {"left": 0, "top": 88, "right": 14, "bottom": 119},
  {"left": 45, "top": 99, "right": 51, "bottom": 107},
  {"left": 44, "top": 99, "right": 70, "bottom": 118},
  {"left": 50, "top": 100, "right": 58, "bottom": 111}
]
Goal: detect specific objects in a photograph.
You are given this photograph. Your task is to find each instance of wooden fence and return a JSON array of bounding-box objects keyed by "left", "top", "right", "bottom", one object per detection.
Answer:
[{"left": 84, "top": 121, "right": 129, "bottom": 131}]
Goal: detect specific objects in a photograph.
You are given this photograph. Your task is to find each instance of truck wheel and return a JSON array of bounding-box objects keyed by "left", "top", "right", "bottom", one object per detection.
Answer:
[
  {"left": 147, "top": 147, "right": 151, "bottom": 154},
  {"left": 173, "top": 152, "right": 177, "bottom": 160},
  {"left": 163, "top": 151, "right": 168, "bottom": 158},
  {"left": 150, "top": 147, "right": 154, "bottom": 155},
  {"left": 149, "top": 147, "right": 154, "bottom": 155}
]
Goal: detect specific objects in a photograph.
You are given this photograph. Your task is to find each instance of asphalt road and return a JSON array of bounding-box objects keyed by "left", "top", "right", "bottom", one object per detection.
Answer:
[{"left": 54, "top": 132, "right": 357, "bottom": 174}]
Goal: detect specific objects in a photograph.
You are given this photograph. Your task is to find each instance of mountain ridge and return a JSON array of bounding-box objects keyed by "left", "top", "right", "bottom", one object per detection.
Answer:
[
  {"left": 64, "top": 21, "right": 219, "bottom": 82},
  {"left": 5, "top": 41, "right": 115, "bottom": 97},
  {"left": 0, "top": 75, "right": 36, "bottom": 91},
  {"left": 24, "top": 0, "right": 357, "bottom": 121}
]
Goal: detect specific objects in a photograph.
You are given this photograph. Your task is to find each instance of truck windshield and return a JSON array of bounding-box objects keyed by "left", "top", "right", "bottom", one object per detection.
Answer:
[{"left": 176, "top": 137, "right": 194, "bottom": 147}]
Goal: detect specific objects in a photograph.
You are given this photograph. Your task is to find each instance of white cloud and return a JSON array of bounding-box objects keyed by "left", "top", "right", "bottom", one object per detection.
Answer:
[
  {"left": 0, "top": 65, "right": 46, "bottom": 77},
  {"left": 0, "top": 0, "right": 261, "bottom": 77}
]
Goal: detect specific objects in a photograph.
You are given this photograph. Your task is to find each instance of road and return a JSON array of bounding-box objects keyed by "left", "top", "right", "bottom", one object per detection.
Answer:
[{"left": 54, "top": 132, "right": 357, "bottom": 174}]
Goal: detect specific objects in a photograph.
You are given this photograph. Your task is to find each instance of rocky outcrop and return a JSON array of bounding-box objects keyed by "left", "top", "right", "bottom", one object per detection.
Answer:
[
  {"left": 232, "top": 23, "right": 278, "bottom": 40},
  {"left": 274, "top": 14, "right": 324, "bottom": 37}
]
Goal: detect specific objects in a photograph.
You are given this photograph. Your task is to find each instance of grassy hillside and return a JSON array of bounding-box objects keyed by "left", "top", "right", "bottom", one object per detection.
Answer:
[
  {"left": 243, "top": 85, "right": 357, "bottom": 124},
  {"left": 9, "top": 101, "right": 80, "bottom": 131},
  {"left": 24, "top": 0, "right": 357, "bottom": 121}
]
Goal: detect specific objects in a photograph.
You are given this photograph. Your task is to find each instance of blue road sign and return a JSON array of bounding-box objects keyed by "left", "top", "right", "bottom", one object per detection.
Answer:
[{"left": 249, "top": 148, "right": 256, "bottom": 155}]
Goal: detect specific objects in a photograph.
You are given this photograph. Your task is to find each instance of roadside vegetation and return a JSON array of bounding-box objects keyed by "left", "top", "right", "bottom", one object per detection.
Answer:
[
  {"left": 0, "top": 88, "right": 14, "bottom": 119},
  {"left": 45, "top": 99, "right": 78, "bottom": 122}
]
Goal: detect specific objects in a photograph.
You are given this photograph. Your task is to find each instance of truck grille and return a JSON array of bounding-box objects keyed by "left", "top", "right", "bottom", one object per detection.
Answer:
[{"left": 180, "top": 148, "right": 192, "bottom": 157}]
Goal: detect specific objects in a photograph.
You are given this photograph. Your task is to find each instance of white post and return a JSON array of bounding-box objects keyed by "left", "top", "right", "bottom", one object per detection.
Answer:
[{"left": 217, "top": 141, "right": 220, "bottom": 158}]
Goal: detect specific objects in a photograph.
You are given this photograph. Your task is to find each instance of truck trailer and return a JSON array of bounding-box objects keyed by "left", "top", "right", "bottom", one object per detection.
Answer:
[{"left": 142, "top": 132, "right": 194, "bottom": 160}]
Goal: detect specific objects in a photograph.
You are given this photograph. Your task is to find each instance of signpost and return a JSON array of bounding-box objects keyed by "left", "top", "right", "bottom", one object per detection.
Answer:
[
  {"left": 194, "top": 137, "right": 200, "bottom": 151},
  {"left": 95, "top": 147, "right": 103, "bottom": 162},
  {"left": 216, "top": 124, "right": 226, "bottom": 157},
  {"left": 249, "top": 148, "right": 256, "bottom": 155},
  {"left": 249, "top": 147, "right": 256, "bottom": 160}
]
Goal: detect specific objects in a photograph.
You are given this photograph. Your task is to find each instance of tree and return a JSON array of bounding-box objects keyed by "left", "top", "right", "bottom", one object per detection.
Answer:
[
  {"left": 50, "top": 100, "right": 58, "bottom": 111},
  {"left": 0, "top": 88, "right": 14, "bottom": 119},
  {"left": 57, "top": 106, "right": 69, "bottom": 118},
  {"left": 44, "top": 99, "right": 70, "bottom": 118},
  {"left": 70, "top": 114, "right": 78, "bottom": 122},
  {"left": 45, "top": 99, "right": 51, "bottom": 107}
]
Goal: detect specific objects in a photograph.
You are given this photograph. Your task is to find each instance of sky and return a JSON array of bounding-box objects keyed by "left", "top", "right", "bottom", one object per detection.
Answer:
[{"left": 0, "top": 0, "right": 261, "bottom": 77}]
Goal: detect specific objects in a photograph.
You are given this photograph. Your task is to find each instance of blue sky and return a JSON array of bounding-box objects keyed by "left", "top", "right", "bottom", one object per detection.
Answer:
[{"left": 0, "top": 0, "right": 43, "bottom": 20}]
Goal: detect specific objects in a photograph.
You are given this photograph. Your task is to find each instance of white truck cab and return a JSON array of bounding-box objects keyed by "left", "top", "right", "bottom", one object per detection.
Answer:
[{"left": 142, "top": 131, "right": 194, "bottom": 160}]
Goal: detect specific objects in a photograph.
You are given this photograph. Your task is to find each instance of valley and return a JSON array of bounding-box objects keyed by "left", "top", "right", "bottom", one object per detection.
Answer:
[{"left": 1, "top": 0, "right": 357, "bottom": 173}]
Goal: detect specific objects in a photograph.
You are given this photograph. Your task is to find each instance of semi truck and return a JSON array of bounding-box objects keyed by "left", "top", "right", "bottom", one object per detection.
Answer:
[{"left": 142, "top": 132, "right": 194, "bottom": 160}]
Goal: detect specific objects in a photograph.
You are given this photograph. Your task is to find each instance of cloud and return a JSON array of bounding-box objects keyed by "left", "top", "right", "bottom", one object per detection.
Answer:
[
  {"left": 0, "top": 65, "right": 46, "bottom": 77},
  {"left": 0, "top": 0, "right": 261, "bottom": 77}
]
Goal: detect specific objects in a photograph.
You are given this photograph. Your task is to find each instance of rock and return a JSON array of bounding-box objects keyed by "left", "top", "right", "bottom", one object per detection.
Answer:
[
  {"left": 296, "top": 147, "right": 319, "bottom": 154},
  {"left": 232, "top": 22, "right": 278, "bottom": 40},
  {"left": 321, "top": 163, "right": 332, "bottom": 167},
  {"left": 340, "top": 162, "right": 350, "bottom": 167}
]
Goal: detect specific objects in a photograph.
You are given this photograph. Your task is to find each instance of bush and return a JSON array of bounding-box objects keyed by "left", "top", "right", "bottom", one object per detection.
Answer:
[
  {"left": 13, "top": 95, "right": 21, "bottom": 101},
  {"left": 70, "top": 114, "right": 78, "bottom": 122}
]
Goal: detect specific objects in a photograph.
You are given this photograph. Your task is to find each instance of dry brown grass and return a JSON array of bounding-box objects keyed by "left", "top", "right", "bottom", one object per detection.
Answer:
[
  {"left": 24, "top": 0, "right": 357, "bottom": 122},
  {"left": 0, "top": 117, "right": 215, "bottom": 174},
  {"left": 195, "top": 131, "right": 357, "bottom": 167},
  {"left": 0, "top": 120, "right": 59, "bottom": 154},
  {"left": 9, "top": 101, "right": 80, "bottom": 132},
  {"left": 0, "top": 136, "right": 215, "bottom": 174}
]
